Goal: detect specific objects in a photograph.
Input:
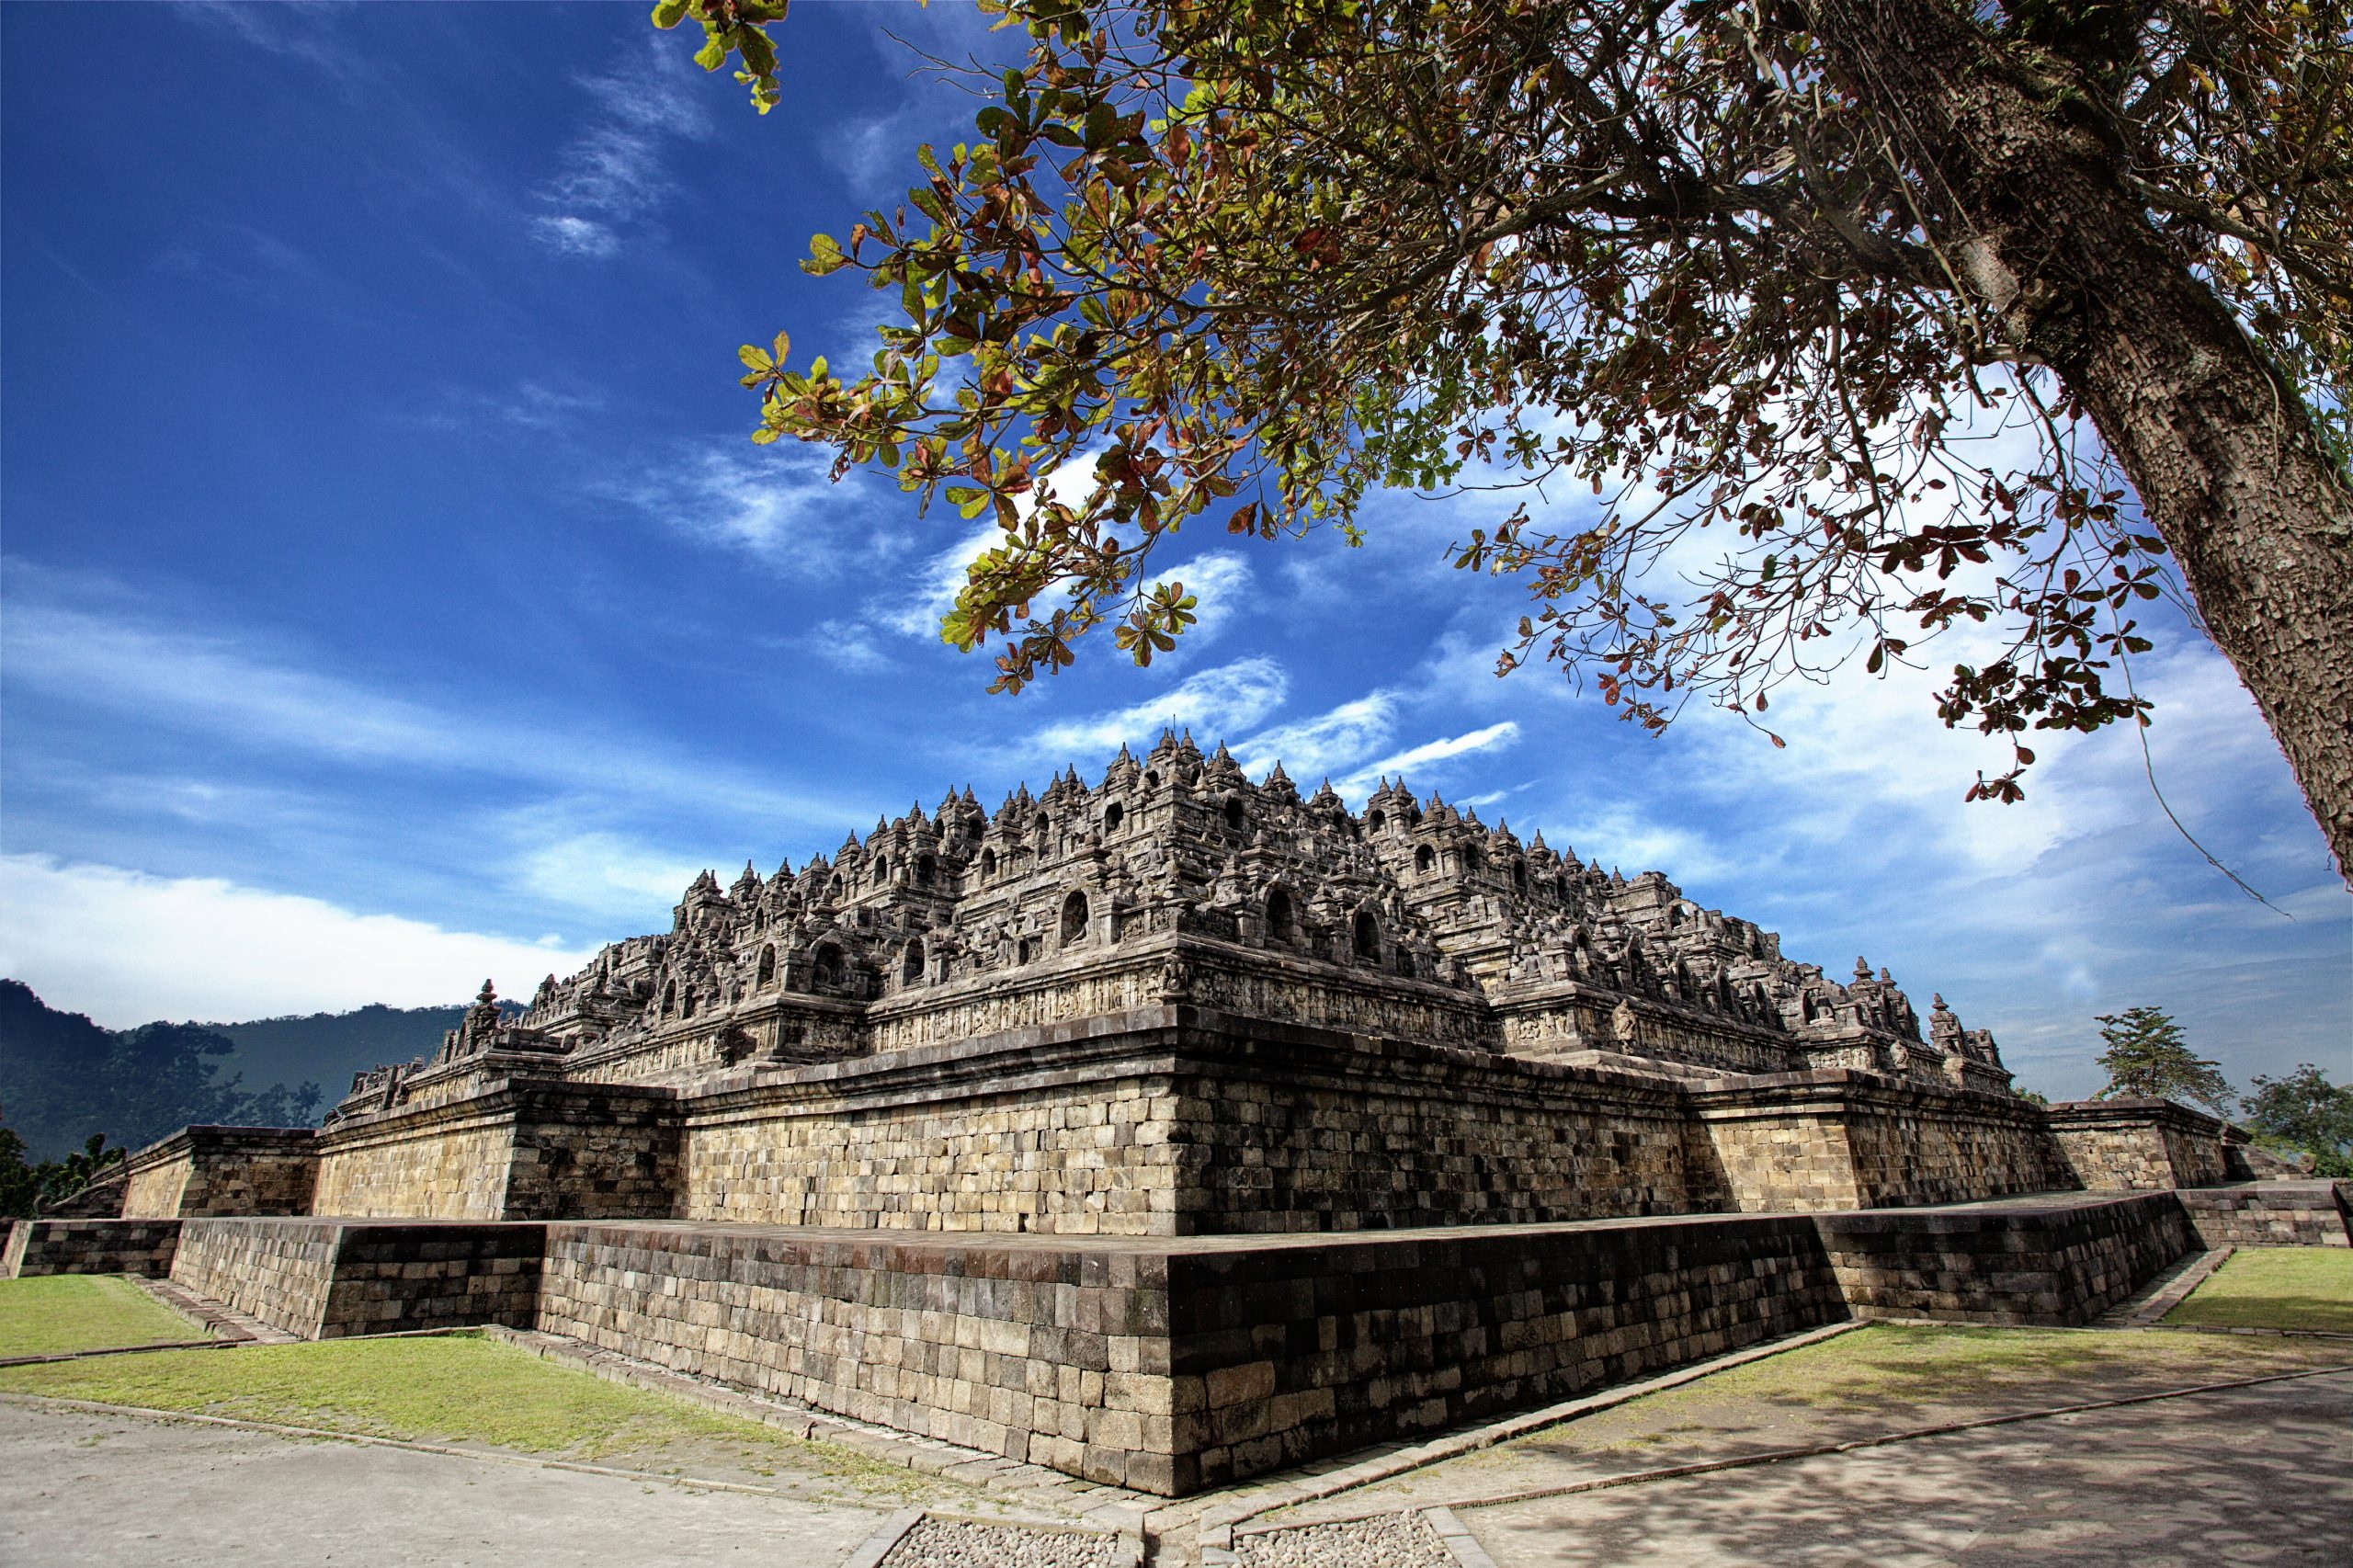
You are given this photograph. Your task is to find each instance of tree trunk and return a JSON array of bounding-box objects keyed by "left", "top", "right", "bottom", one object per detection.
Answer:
[{"left": 1809, "top": 0, "right": 2353, "bottom": 884}]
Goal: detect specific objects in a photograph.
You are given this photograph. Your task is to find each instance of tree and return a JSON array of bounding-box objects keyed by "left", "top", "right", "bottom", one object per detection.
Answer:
[
  {"left": 2243, "top": 1062, "right": 2353, "bottom": 1177},
  {"left": 0, "top": 1110, "right": 127, "bottom": 1219},
  {"left": 659, "top": 0, "right": 2353, "bottom": 879},
  {"left": 2091, "top": 1005, "right": 2233, "bottom": 1112}
]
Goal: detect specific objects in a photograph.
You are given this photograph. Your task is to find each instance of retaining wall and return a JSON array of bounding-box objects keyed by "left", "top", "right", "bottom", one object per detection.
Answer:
[
  {"left": 3, "top": 1218, "right": 181, "bottom": 1278},
  {"left": 2045, "top": 1099, "right": 2235, "bottom": 1191},
  {"left": 1814, "top": 1191, "right": 2199, "bottom": 1324},
  {"left": 313, "top": 1083, "right": 678, "bottom": 1221},
  {"left": 121, "top": 1127, "right": 319, "bottom": 1219},
  {"left": 1690, "top": 1074, "right": 2073, "bottom": 1211},
  {"left": 168, "top": 1218, "right": 545, "bottom": 1337},
  {"left": 2176, "top": 1180, "right": 2352, "bottom": 1248}
]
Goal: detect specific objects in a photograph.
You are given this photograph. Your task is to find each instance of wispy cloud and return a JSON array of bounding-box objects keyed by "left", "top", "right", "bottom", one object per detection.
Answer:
[
  {"left": 613, "top": 443, "right": 861, "bottom": 565},
  {"left": 1233, "top": 692, "right": 1399, "bottom": 780},
  {"left": 1337, "top": 722, "right": 1522, "bottom": 795},
  {"left": 879, "top": 516, "right": 1008, "bottom": 637},
  {"left": 1030, "top": 657, "right": 1290, "bottom": 757},
  {"left": 533, "top": 41, "right": 710, "bottom": 257},
  {"left": 0, "top": 568, "right": 860, "bottom": 834},
  {"left": 512, "top": 832, "right": 707, "bottom": 922},
  {"left": 0, "top": 854, "right": 595, "bottom": 1030},
  {"left": 176, "top": 2, "right": 357, "bottom": 78}
]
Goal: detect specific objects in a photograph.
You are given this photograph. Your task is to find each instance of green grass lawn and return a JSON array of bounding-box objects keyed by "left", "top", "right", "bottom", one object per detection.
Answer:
[
  {"left": 2166, "top": 1247, "right": 2353, "bottom": 1334},
  {"left": 0, "top": 1331, "right": 941, "bottom": 1497},
  {"left": 0, "top": 1276, "right": 208, "bottom": 1358}
]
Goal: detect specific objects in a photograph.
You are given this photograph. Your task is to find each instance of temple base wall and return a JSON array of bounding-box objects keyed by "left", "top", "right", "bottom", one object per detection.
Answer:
[
  {"left": 168, "top": 1218, "right": 545, "bottom": 1338},
  {"left": 2044, "top": 1098, "right": 2237, "bottom": 1191},
  {"left": 1814, "top": 1192, "right": 2198, "bottom": 1324},
  {"left": 1692, "top": 1075, "right": 2076, "bottom": 1212},
  {"left": 682, "top": 1011, "right": 1705, "bottom": 1237},
  {"left": 2176, "top": 1180, "right": 2353, "bottom": 1248},
  {"left": 23, "top": 1191, "right": 2198, "bottom": 1493},
  {"left": 121, "top": 1127, "right": 319, "bottom": 1219},
  {"left": 288, "top": 1015, "right": 2098, "bottom": 1234},
  {"left": 3, "top": 1218, "right": 181, "bottom": 1278},
  {"left": 313, "top": 1083, "right": 679, "bottom": 1221}
]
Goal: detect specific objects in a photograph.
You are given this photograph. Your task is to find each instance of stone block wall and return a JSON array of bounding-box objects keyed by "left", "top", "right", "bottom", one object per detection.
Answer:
[
  {"left": 314, "top": 1112, "right": 517, "bottom": 1220},
  {"left": 3, "top": 1218, "right": 181, "bottom": 1278},
  {"left": 121, "top": 1127, "right": 320, "bottom": 1219},
  {"left": 314, "top": 1083, "right": 680, "bottom": 1221},
  {"left": 683, "top": 1010, "right": 1709, "bottom": 1238},
  {"left": 170, "top": 1218, "right": 545, "bottom": 1337},
  {"left": 537, "top": 1222, "right": 1182, "bottom": 1489},
  {"left": 303, "top": 1015, "right": 2081, "bottom": 1238},
  {"left": 1813, "top": 1192, "right": 2197, "bottom": 1324},
  {"left": 533, "top": 1214, "right": 1848, "bottom": 1495},
  {"left": 2176, "top": 1181, "right": 2352, "bottom": 1248},
  {"left": 2044, "top": 1099, "right": 2234, "bottom": 1191},
  {"left": 1689, "top": 1074, "right": 2074, "bottom": 1212},
  {"left": 499, "top": 1085, "right": 681, "bottom": 1221},
  {"left": 1160, "top": 1215, "right": 1847, "bottom": 1492},
  {"left": 1165, "top": 1016, "right": 1699, "bottom": 1233}
]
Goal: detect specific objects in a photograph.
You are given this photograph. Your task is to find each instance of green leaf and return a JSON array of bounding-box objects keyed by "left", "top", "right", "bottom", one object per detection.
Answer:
[
  {"left": 650, "top": 0, "right": 690, "bottom": 28},
  {"left": 693, "top": 36, "right": 728, "bottom": 72},
  {"left": 803, "top": 234, "right": 849, "bottom": 276}
]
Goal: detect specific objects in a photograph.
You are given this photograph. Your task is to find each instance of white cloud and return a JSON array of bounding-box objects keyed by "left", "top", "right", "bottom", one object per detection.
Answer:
[
  {"left": 618, "top": 443, "right": 859, "bottom": 562},
  {"left": 533, "top": 41, "right": 710, "bottom": 256},
  {"left": 532, "top": 215, "right": 619, "bottom": 257},
  {"left": 513, "top": 833, "right": 705, "bottom": 921},
  {"left": 1338, "top": 722, "right": 1522, "bottom": 794},
  {"left": 1233, "top": 693, "right": 1399, "bottom": 780},
  {"left": 1143, "top": 554, "right": 1256, "bottom": 650},
  {"left": 1030, "top": 657, "right": 1290, "bottom": 757},
  {"left": 880, "top": 516, "right": 1008, "bottom": 637},
  {"left": 0, "top": 574, "right": 861, "bottom": 834},
  {"left": 0, "top": 855, "right": 596, "bottom": 1029}
]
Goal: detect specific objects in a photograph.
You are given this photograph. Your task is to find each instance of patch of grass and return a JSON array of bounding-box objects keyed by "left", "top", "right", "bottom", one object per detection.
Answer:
[
  {"left": 1505, "top": 1321, "right": 2347, "bottom": 1453},
  {"left": 2167, "top": 1247, "right": 2353, "bottom": 1334},
  {"left": 0, "top": 1331, "right": 910, "bottom": 1492},
  {"left": 0, "top": 1276, "right": 206, "bottom": 1358}
]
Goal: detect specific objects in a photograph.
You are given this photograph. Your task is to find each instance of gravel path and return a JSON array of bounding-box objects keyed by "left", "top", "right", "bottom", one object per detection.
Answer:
[
  {"left": 879, "top": 1517, "right": 1121, "bottom": 1568},
  {"left": 1236, "top": 1513, "right": 1455, "bottom": 1568}
]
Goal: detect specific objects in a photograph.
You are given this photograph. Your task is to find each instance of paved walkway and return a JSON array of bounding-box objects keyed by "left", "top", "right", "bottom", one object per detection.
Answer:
[
  {"left": 1458, "top": 1369, "right": 2353, "bottom": 1566},
  {"left": 0, "top": 1403, "right": 888, "bottom": 1567}
]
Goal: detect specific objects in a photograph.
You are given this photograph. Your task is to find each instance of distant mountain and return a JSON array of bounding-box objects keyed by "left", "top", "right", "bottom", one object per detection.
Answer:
[
  {"left": 0, "top": 980, "right": 323, "bottom": 1161},
  {"left": 201, "top": 1001, "right": 517, "bottom": 1103}
]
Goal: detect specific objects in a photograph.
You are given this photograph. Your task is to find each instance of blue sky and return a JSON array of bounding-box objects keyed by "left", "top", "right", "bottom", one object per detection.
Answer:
[{"left": 3, "top": 2, "right": 2345, "bottom": 1100}]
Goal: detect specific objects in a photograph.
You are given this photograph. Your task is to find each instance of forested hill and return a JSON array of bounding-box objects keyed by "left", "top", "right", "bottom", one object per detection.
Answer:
[
  {"left": 0, "top": 981, "right": 322, "bottom": 1161},
  {"left": 201, "top": 1002, "right": 517, "bottom": 1103}
]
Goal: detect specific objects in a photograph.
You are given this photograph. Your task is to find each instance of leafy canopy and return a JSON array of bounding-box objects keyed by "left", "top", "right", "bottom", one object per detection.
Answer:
[
  {"left": 671, "top": 0, "right": 2350, "bottom": 801},
  {"left": 2090, "top": 1004, "right": 2234, "bottom": 1113},
  {"left": 2242, "top": 1062, "right": 2353, "bottom": 1177}
]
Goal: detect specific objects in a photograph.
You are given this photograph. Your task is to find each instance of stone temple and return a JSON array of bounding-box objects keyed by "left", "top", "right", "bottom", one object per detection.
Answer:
[{"left": 11, "top": 735, "right": 2346, "bottom": 1498}]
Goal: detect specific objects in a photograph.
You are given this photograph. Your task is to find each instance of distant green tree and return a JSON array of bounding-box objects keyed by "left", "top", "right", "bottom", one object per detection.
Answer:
[
  {"left": 0, "top": 1109, "right": 126, "bottom": 1218},
  {"left": 0, "top": 1116, "right": 38, "bottom": 1218},
  {"left": 2091, "top": 1006, "right": 2234, "bottom": 1114},
  {"left": 2243, "top": 1063, "right": 2353, "bottom": 1178}
]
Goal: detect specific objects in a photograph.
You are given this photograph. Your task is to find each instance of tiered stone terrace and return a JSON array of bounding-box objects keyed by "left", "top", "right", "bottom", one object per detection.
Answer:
[{"left": 15, "top": 744, "right": 2335, "bottom": 1497}]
